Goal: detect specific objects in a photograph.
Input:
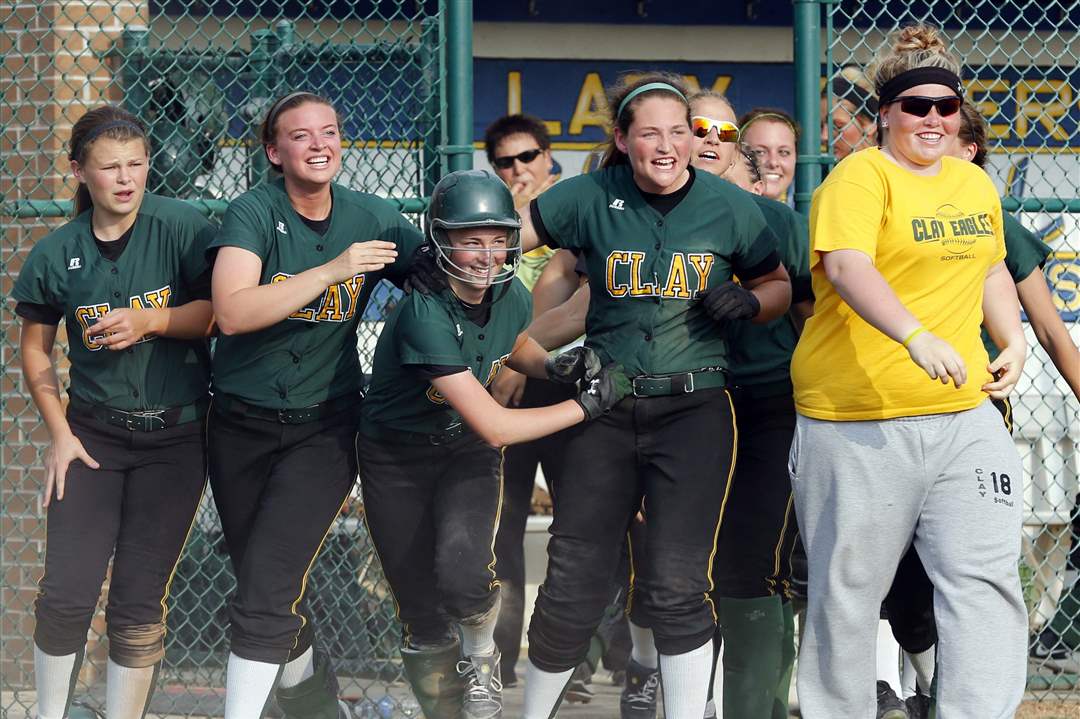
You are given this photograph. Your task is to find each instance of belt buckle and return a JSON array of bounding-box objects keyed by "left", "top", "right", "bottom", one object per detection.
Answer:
[
  {"left": 631, "top": 377, "right": 647, "bottom": 398},
  {"left": 277, "top": 409, "right": 290, "bottom": 423},
  {"left": 683, "top": 372, "right": 695, "bottom": 393},
  {"left": 128, "top": 410, "right": 166, "bottom": 431}
]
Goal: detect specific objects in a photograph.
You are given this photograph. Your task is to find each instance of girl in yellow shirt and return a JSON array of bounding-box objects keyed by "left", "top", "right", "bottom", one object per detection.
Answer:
[{"left": 789, "top": 25, "right": 1028, "bottom": 719}]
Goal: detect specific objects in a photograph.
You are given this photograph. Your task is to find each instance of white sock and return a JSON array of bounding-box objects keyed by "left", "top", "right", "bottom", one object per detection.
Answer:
[
  {"left": 659, "top": 642, "right": 712, "bottom": 719},
  {"left": 875, "top": 619, "right": 902, "bottom": 695},
  {"left": 224, "top": 652, "right": 280, "bottom": 719},
  {"left": 34, "top": 645, "right": 79, "bottom": 719},
  {"left": 106, "top": 659, "right": 156, "bottom": 719},
  {"left": 523, "top": 660, "right": 573, "bottom": 718},
  {"left": 278, "top": 646, "right": 315, "bottom": 689},
  {"left": 460, "top": 608, "right": 500, "bottom": 657},
  {"left": 906, "top": 646, "right": 935, "bottom": 694},
  {"left": 629, "top": 620, "right": 658, "bottom": 669},
  {"left": 900, "top": 650, "right": 917, "bottom": 699}
]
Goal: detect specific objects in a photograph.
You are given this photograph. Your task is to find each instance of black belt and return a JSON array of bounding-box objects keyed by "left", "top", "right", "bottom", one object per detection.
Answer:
[
  {"left": 69, "top": 396, "right": 209, "bottom": 432},
  {"left": 631, "top": 368, "right": 728, "bottom": 398},
  {"left": 213, "top": 392, "right": 361, "bottom": 424},
  {"left": 363, "top": 423, "right": 468, "bottom": 446}
]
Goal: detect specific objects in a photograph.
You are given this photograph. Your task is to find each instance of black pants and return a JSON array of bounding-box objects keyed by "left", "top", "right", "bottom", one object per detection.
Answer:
[
  {"left": 357, "top": 431, "right": 503, "bottom": 648},
  {"left": 882, "top": 397, "right": 1014, "bottom": 653},
  {"left": 34, "top": 410, "right": 206, "bottom": 665},
  {"left": 528, "top": 388, "right": 737, "bottom": 671},
  {"left": 492, "top": 378, "right": 576, "bottom": 672},
  {"left": 207, "top": 399, "right": 358, "bottom": 664},
  {"left": 712, "top": 388, "right": 799, "bottom": 599}
]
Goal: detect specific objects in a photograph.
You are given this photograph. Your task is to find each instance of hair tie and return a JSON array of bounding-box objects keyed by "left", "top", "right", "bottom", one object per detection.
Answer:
[
  {"left": 877, "top": 67, "right": 963, "bottom": 106},
  {"left": 264, "top": 91, "right": 315, "bottom": 130},
  {"left": 617, "top": 82, "right": 687, "bottom": 118},
  {"left": 740, "top": 112, "right": 798, "bottom": 137},
  {"left": 70, "top": 119, "right": 144, "bottom": 160}
]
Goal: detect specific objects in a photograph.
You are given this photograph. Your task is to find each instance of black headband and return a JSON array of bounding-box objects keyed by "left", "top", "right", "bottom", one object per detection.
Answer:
[
  {"left": 831, "top": 77, "right": 879, "bottom": 117},
  {"left": 877, "top": 67, "right": 963, "bottom": 106},
  {"left": 70, "top": 119, "right": 144, "bottom": 159},
  {"left": 264, "top": 91, "right": 316, "bottom": 132}
]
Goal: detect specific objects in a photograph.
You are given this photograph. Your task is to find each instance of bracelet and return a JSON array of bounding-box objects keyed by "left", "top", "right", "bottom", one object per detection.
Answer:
[{"left": 901, "top": 326, "right": 927, "bottom": 348}]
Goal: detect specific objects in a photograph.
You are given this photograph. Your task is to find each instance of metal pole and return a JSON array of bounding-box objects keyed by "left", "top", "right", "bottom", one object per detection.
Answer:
[
  {"left": 444, "top": 0, "right": 474, "bottom": 172},
  {"left": 792, "top": 0, "right": 823, "bottom": 215}
]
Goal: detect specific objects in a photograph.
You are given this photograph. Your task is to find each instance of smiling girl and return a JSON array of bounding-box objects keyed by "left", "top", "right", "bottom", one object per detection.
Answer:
[
  {"left": 738, "top": 108, "right": 799, "bottom": 204},
  {"left": 207, "top": 91, "right": 426, "bottom": 718},
  {"left": 514, "top": 72, "right": 791, "bottom": 718},
  {"left": 789, "top": 26, "right": 1028, "bottom": 718}
]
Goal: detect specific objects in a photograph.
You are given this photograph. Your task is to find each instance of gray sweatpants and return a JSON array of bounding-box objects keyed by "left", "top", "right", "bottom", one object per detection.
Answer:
[{"left": 789, "top": 401, "right": 1026, "bottom": 719}]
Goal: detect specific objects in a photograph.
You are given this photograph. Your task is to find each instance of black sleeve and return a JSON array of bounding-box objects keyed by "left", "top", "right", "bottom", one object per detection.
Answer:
[
  {"left": 15, "top": 301, "right": 63, "bottom": 325},
  {"left": 573, "top": 251, "right": 587, "bottom": 276},
  {"left": 790, "top": 275, "right": 814, "bottom": 304},
  {"left": 736, "top": 250, "right": 781, "bottom": 283},
  {"left": 187, "top": 266, "right": 213, "bottom": 301},
  {"left": 407, "top": 364, "right": 470, "bottom": 380},
  {"left": 529, "top": 200, "right": 557, "bottom": 249}
]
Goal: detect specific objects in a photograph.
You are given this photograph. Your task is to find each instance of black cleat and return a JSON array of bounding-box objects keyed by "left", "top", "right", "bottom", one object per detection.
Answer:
[
  {"left": 876, "top": 680, "right": 909, "bottom": 719},
  {"left": 620, "top": 658, "right": 661, "bottom": 719},
  {"left": 905, "top": 691, "right": 931, "bottom": 719}
]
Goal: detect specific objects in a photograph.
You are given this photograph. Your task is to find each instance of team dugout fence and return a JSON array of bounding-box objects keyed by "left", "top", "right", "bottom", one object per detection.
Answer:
[
  {"left": 1, "top": 0, "right": 1077, "bottom": 715},
  {"left": 1, "top": 1, "right": 473, "bottom": 715},
  {"left": 794, "top": 0, "right": 1080, "bottom": 701}
]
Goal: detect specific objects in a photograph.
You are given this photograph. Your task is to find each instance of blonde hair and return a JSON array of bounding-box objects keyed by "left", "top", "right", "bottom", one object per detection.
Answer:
[
  {"left": 687, "top": 90, "right": 736, "bottom": 117},
  {"left": 869, "top": 24, "right": 961, "bottom": 94}
]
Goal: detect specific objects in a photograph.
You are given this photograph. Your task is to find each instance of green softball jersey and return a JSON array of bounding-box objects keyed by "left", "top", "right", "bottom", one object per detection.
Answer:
[
  {"left": 208, "top": 178, "right": 423, "bottom": 409},
  {"left": 726, "top": 195, "right": 811, "bottom": 391},
  {"left": 981, "top": 212, "right": 1051, "bottom": 360},
  {"left": 360, "top": 280, "right": 532, "bottom": 436},
  {"left": 533, "top": 165, "right": 780, "bottom": 377},
  {"left": 12, "top": 193, "right": 214, "bottom": 410}
]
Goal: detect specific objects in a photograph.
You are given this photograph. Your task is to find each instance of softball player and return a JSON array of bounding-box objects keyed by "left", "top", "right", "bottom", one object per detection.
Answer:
[
  {"left": 514, "top": 72, "right": 792, "bottom": 719},
  {"left": 207, "top": 91, "right": 424, "bottom": 719},
  {"left": 359, "top": 169, "right": 627, "bottom": 719},
  {"left": 738, "top": 109, "right": 799, "bottom": 204},
  {"left": 13, "top": 105, "right": 214, "bottom": 719},
  {"left": 874, "top": 102, "right": 1080, "bottom": 719},
  {"left": 790, "top": 25, "right": 1029, "bottom": 718},
  {"left": 686, "top": 91, "right": 810, "bottom": 719}
]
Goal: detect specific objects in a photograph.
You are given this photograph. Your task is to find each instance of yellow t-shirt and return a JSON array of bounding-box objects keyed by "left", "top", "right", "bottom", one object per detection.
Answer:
[
  {"left": 515, "top": 245, "right": 556, "bottom": 291},
  {"left": 791, "top": 148, "right": 1005, "bottom": 421}
]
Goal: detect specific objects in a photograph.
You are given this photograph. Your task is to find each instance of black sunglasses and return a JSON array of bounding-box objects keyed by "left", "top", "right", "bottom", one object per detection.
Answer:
[
  {"left": 887, "top": 95, "right": 962, "bottom": 118},
  {"left": 492, "top": 148, "right": 543, "bottom": 170}
]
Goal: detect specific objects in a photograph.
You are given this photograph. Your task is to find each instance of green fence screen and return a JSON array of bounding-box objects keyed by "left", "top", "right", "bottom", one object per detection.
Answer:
[{"left": 1, "top": 1, "right": 467, "bottom": 715}]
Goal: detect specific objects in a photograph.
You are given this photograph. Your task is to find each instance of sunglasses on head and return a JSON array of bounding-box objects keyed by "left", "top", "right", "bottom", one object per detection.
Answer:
[
  {"left": 492, "top": 148, "right": 543, "bottom": 170},
  {"left": 887, "top": 95, "right": 962, "bottom": 118},
  {"left": 691, "top": 116, "right": 740, "bottom": 143}
]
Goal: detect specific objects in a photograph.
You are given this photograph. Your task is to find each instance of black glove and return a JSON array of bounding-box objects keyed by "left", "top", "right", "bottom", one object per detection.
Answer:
[
  {"left": 576, "top": 364, "right": 632, "bottom": 421},
  {"left": 698, "top": 281, "right": 760, "bottom": 323},
  {"left": 544, "top": 346, "right": 601, "bottom": 385},
  {"left": 402, "top": 244, "right": 447, "bottom": 295}
]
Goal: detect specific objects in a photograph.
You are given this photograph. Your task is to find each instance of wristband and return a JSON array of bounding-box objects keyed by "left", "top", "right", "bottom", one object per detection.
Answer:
[{"left": 902, "top": 326, "right": 927, "bottom": 348}]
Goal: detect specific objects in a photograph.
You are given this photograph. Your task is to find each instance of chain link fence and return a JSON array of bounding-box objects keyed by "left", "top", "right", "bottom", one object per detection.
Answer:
[
  {"left": 818, "top": 0, "right": 1080, "bottom": 701},
  {"left": 1, "top": 1, "right": 459, "bottom": 716}
]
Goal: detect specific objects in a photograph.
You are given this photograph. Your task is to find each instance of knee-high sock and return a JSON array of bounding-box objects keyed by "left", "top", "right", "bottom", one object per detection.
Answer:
[
  {"left": 707, "top": 624, "right": 722, "bottom": 703},
  {"left": 660, "top": 641, "right": 713, "bottom": 719},
  {"left": 460, "top": 599, "right": 501, "bottom": 657},
  {"left": 224, "top": 652, "right": 280, "bottom": 719},
  {"left": 717, "top": 596, "right": 784, "bottom": 719},
  {"left": 522, "top": 660, "right": 572, "bottom": 719},
  {"left": 629, "top": 619, "right": 658, "bottom": 669},
  {"left": 278, "top": 646, "right": 315, "bottom": 689},
  {"left": 34, "top": 644, "right": 81, "bottom": 719},
  {"left": 903, "top": 646, "right": 935, "bottom": 696},
  {"left": 875, "top": 619, "right": 902, "bottom": 695},
  {"left": 106, "top": 659, "right": 158, "bottom": 719}
]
